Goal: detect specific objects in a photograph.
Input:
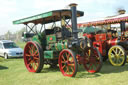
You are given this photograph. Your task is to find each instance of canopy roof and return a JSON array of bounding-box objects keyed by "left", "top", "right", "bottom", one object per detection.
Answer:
[
  {"left": 13, "top": 9, "right": 84, "bottom": 25},
  {"left": 78, "top": 14, "right": 128, "bottom": 27},
  {"left": 80, "top": 26, "right": 106, "bottom": 34}
]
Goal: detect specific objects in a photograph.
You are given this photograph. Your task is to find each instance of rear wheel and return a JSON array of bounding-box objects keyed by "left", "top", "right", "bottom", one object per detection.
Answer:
[
  {"left": 58, "top": 49, "right": 78, "bottom": 77},
  {"left": 108, "top": 45, "right": 126, "bottom": 66},
  {"left": 83, "top": 47, "right": 102, "bottom": 73},
  {"left": 24, "top": 41, "right": 44, "bottom": 73}
]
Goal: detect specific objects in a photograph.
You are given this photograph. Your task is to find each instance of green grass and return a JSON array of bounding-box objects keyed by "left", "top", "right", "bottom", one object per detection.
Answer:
[
  {"left": 0, "top": 57, "right": 128, "bottom": 85},
  {"left": 1, "top": 42, "right": 128, "bottom": 85}
]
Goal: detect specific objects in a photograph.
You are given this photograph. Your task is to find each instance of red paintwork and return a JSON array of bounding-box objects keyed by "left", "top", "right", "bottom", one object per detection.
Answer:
[
  {"left": 50, "top": 37, "right": 53, "bottom": 40},
  {"left": 76, "top": 48, "right": 101, "bottom": 73},
  {"left": 24, "top": 41, "right": 40, "bottom": 72},
  {"left": 83, "top": 47, "right": 101, "bottom": 73},
  {"left": 83, "top": 33, "right": 118, "bottom": 57},
  {"left": 93, "top": 41, "right": 106, "bottom": 56},
  {"left": 78, "top": 16, "right": 128, "bottom": 27},
  {"left": 58, "top": 49, "right": 76, "bottom": 77},
  {"left": 79, "top": 14, "right": 128, "bottom": 58},
  {"left": 83, "top": 33, "right": 95, "bottom": 41},
  {"left": 76, "top": 54, "right": 85, "bottom": 64},
  {"left": 106, "top": 38, "right": 118, "bottom": 46},
  {"left": 95, "top": 33, "right": 107, "bottom": 41}
]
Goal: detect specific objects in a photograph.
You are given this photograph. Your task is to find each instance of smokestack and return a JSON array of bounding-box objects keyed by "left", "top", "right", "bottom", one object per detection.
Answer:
[
  {"left": 118, "top": 9, "right": 126, "bottom": 15},
  {"left": 69, "top": 3, "right": 78, "bottom": 40}
]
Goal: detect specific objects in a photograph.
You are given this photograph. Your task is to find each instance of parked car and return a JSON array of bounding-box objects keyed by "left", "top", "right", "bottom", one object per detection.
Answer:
[{"left": 0, "top": 40, "right": 23, "bottom": 59}]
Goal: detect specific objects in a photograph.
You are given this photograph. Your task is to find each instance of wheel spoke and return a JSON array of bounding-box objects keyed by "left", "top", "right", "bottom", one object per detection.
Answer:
[
  {"left": 28, "top": 60, "right": 33, "bottom": 67},
  {"left": 62, "top": 55, "right": 66, "bottom": 62},
  {"left": 33, "top": 50, "right": 38, "bottom": 56},
  {"left": 66, "top": 66, "right": 70, "bottom": 74},
  {"left": 26, "top": 54, "right": 31, "bottom": 57},
  {"left": 88, "top": 63, "right": 92, "bottom": 70},
  {"left": 71, "top": 67, "right": 74, "bottom": 72},
  {"left": 28, "top": 45, "right": 32, "bottom": 50},
  {"left": 112, "top": 49, "right": 116, "bottom": 54},
  {"left": 28, "top": 57, "right": 31, "bottom": 61},
  {"left": 34, "top": 63, "right": 38, "bottom": 67},
  {"left": 118, "top": 50, "right": 121, "bottom": 55},
  {"left": 83, "top": 47, "right": 102, "bottom": 73},
  {"left": 31, "top": 46, "right": 34, "bottom": 55},
  {"left": 66, "top": 52, "right": 70, "bottom": 61},
  {"left": 62, "top": 65, "right": 66, "bottom": 69},
  {"left": 32, "top": 62, "right": 35, "bottom": 70},
  {"left": 29, "top": 49, "right": 32, "bottom": 55},
  {"left": 61, "top": 61, "right": 65, "bottom": 63},
  {"left": 68, "top": 63, "right": 75, "bottom": 67},
  {"left": 116, "top": 48, "right": 118, "bottom": 54},
  {"left": 24, "top": 42, "right": 43, "bottom": 73},
  {"left": 34, "top": 54, "right": 39, "bottom": 57},
  {"left": 116, "top": 58, "right": 119, "bottom": 64},
  {"left": 111, "top": 53, "right": 115, "bottom": 57},
  {"left": 59, "top": 49, "right": 77, "bottom": 77},
  {"left": 34, "top": 57, "right": 39, "bottom": 60}
]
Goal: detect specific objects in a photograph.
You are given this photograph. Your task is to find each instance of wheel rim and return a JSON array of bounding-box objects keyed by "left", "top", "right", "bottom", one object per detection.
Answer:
[
  {"left": 108, "top": 46, "right": 125, "bottom": 66},
  {"left": 24, "top": 42, "right": 40, "bottom": 72},
  {"left": 83, "top": 47, "right": 102, "bottom": 73},
  {"left": 59, "top": 49, "right": 77, "bottom": 77}
]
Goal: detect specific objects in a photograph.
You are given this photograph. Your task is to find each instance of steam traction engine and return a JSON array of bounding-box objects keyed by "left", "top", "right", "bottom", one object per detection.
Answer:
[
  {"left": 13, "top": 4, "right": 102, "bottom": 77},
  {"left": 78, "top": 15, "right": 128, "bottom": 66}
]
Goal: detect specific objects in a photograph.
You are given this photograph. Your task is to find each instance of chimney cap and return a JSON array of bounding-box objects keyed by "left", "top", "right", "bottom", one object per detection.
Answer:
[
  {"left": 69, "top": 3, "right": 78, "bottom": 7},
  {"left": 118, "top": 9, "right": 126, "bottom": 14}
]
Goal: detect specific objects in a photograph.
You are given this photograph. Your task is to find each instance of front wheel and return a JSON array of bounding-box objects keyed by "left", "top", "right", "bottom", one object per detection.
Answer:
[
  {"left": 24, "top": 41, "right": 44, "bottom": 73},
  {"left": 83, "top": 47, "right": 102, "bottom": 73},
  {"left": 58, "top": 49, "right": 78, "bottom": 77},
  {"left": 108, "top": 45, "right": 126, "bottom": 66}
]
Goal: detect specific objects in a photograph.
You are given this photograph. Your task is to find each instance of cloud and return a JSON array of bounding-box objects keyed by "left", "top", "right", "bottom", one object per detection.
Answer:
[
  {"left": 0, "top": 0, "right": 17, "bottom": 17},
  {"left": 33, "top": 0, "right": 67, "bottom": 12},
  {"left": 0, "top": 0, "right": 128, "bottom": 35}
]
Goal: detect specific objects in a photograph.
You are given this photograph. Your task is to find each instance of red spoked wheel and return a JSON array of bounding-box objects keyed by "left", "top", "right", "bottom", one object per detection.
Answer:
[
  {"left": 24, "top": 41, "right": 44, "bottom": 73},
  {"left": 58, "top": 49, "right": 78, "bottom": 77},
  {"left": 83, "top": 47, "right": 102, "bottom": 73}
]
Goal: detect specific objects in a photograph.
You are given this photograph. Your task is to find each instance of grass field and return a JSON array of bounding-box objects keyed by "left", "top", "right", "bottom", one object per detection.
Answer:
[
  {"left": 0, "top": 57, "right": 128, "bottom": 85},
  {"left": 0, "top": 42, "right": 128, "bottom": 85}
]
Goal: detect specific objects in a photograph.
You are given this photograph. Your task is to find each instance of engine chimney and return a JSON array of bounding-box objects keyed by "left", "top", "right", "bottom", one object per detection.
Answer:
[
  {"left": 69, "top": 3, "right": 78, "bottom": 40},
  {"left": 118, "top": 9, "right": 126, "bottom": 15}
]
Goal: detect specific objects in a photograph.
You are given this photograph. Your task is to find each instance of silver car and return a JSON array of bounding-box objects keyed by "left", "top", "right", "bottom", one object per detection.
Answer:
[{"left": 0, "top": 40, "right": 23, "bottom": 59}]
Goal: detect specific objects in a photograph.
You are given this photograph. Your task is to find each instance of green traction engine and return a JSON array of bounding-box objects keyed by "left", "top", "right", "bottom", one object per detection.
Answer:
[{"left": 13, "top": 3, "right": 103, "bottom": 77}]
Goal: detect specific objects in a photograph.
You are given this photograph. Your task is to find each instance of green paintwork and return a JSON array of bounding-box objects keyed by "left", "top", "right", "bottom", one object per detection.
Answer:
[
  {"left": 13, "top": 10, "right": 84, "bottom": 25},
  {"left": 46, "top": 34, "right": 56, "bottom": 44},
  {"left": 13, "top": 12, "right": 52, "bottom": 24},
  {"left": 44, "top": 51, "right": 54, "bottom": 59},
  {"left": 57, "top": 43, "right": 63, "bottom": 51},
  {"left": 80, "top": 26, "right": 107, "bottom": 33},
  {"left": 49, "top": 44, "right": 56, "bottom": 51},
  {"left": 32, "top": 35, "right": 41, "bottom": 44},
  {"left": 48, "top": 41, "right": 68, "bottom": 51}
]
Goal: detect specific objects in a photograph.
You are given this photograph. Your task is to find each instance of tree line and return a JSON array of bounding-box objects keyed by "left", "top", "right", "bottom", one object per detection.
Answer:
[{"left": 0, "top": 27, "right": 25, "bottom": 43}]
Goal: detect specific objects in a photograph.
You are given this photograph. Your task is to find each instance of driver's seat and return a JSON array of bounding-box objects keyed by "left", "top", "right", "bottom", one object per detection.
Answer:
[
  {"left": 53, "top": 27, "right": 62, "bottom": 40},
  {"left": 61, "top": 26, "right": 71, "bottom": 39}
]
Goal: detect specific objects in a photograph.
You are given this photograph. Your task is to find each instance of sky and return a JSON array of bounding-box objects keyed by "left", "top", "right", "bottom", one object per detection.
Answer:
[{"left": 0, "top": 0, "right": 128, "bottom": 35}]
